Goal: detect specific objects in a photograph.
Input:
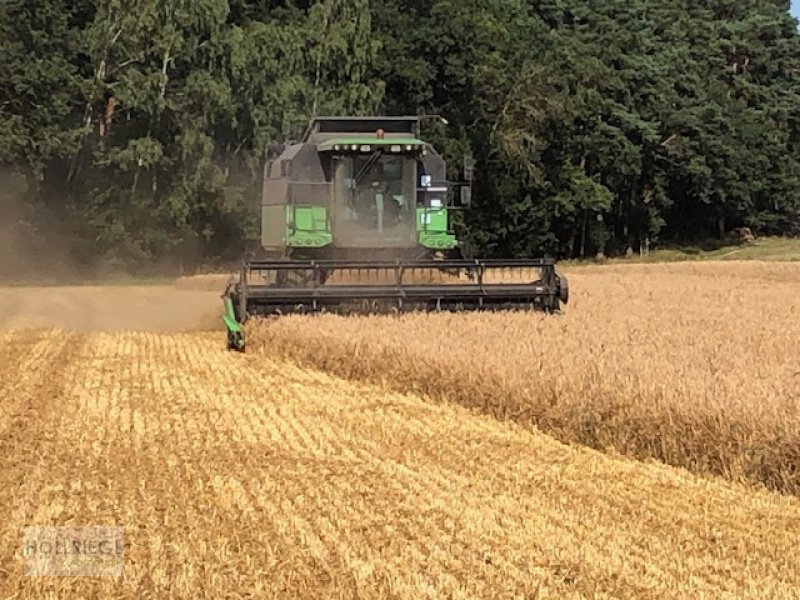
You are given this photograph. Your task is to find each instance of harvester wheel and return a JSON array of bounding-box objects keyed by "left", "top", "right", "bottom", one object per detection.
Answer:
[{"left": 557, "top": 272, "right": 569, "bottom": 305}]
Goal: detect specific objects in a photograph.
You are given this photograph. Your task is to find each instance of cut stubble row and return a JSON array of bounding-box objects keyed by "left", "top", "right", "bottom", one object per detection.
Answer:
[{"left": 0, "top": 324, "right": 799, "bottom": 597}]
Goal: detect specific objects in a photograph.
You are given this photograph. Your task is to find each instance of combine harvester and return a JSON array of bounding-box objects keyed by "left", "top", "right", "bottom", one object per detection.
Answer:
[{"left": 222, "top": 116, "right": 568, "bottom": 350}]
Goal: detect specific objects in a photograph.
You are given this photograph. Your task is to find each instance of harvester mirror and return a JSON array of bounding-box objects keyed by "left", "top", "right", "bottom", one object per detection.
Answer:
[
  {"left": 460, "top": 186, "right": 472, "bottom": 208},
  {"left": 463, "top": 157, "right": 476, "bottom": 182}
]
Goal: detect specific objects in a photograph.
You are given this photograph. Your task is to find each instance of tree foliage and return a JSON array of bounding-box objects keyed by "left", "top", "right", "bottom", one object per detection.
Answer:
[{"left": 1, "top": 0, "right": 799, "bottom": 271}]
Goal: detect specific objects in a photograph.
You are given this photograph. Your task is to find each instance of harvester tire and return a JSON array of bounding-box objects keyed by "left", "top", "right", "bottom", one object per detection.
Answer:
[{"left": 557, "top": 272, "right": 569, "bottom": 305}]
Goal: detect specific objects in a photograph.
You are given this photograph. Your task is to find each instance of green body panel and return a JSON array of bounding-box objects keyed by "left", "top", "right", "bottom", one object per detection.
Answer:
[
  {"left": 286, "top": 205, "right": 333, "bottom": 248},
  {"left": 417, "top": 207, "right": 457, "bottom": 250},
  {"left": 222, "top": 297, "right": 242, "bottom": 331},
  {"left": 222, "top": 296, "right": 245, "bottom": 351},
  {"left": 263, "top": 204, "right": 333, "bottom": 249}
]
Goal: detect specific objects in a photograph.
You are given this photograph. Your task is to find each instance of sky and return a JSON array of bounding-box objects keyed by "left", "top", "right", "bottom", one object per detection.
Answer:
[{"left": 793, "top": 0, "right": 800, "bottom": 20}]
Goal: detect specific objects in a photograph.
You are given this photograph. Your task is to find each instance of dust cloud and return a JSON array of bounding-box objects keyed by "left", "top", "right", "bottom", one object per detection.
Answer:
[
  {"left": 0, "top": 168, "right": 91, "bottom": 285},
  {"left": 0, "top": 286, "right": 224, "bottom": 332},
  {"left": 0, "top": 169, "right": 227, "bottom": 332}
]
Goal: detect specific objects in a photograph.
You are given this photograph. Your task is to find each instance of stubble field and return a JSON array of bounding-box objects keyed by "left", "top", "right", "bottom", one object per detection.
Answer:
[{"left": 1, "top": 260, "right": 800, "bottom": 598}]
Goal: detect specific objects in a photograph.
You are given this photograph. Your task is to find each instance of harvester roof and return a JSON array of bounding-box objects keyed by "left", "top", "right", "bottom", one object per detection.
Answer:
[{"left": 303, "top": 116, "right": 421, "bottom": 145}]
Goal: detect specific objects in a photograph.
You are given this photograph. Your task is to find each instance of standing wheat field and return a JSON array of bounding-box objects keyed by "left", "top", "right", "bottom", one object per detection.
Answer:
[{"left": 251, "top": 260, "right": 800, "bottom": 494}]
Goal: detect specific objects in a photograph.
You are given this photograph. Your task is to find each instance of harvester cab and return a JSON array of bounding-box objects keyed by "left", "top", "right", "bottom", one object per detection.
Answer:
[{"left": 222, "top": 116, "right": 568, "bottom": 351}]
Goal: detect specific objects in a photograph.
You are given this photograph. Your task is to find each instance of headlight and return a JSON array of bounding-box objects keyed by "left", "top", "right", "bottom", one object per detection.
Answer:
[
  {"left": 351, "top": 144, "right": 359, "bottom": 151},
  {"left": 360, "top": 145, "right": 371, "bottom": 152},
  {"left": 405, "top": 145, "right": 413, "bottom": 152},
  {"left": 390, "top": 145, "right": 401, "bottom": 153},
  {"left": 334, "top": 144, "right": 341, "bottom": 151}
]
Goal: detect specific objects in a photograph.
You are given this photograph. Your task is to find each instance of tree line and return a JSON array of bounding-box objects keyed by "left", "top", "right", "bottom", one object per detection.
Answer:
[{"left": 1, "top": 0, "right": 799, "bottom": 274}]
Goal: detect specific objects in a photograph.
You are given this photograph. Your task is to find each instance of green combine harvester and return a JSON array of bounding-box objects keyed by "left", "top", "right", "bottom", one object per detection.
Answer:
[{"left": 222, "top": 116, "right": 568, "bottom": 350}]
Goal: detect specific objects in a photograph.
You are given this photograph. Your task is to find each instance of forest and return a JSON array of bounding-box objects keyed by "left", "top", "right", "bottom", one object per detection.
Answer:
[{"left": 1, "top": 0, "right": 799, "bottom": 274}]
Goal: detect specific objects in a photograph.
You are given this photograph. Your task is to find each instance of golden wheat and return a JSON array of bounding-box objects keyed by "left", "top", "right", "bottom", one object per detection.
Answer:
[
  {"left": 1, "top": 328, "right": 800, "bottom": 597},
  {"left": 250, "top": 260, "right": 800, "bottom": 494}
]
